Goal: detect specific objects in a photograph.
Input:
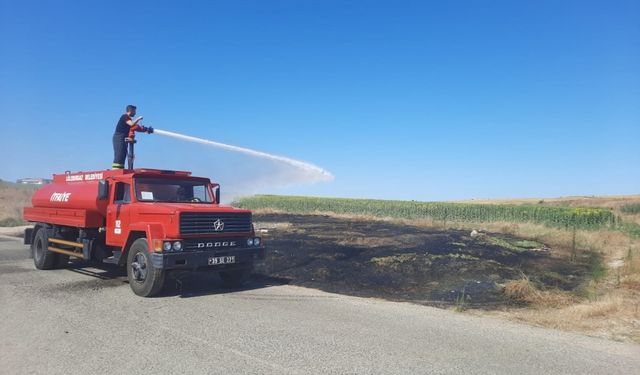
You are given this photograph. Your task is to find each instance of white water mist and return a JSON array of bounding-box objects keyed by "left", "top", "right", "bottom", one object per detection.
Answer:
[{"left": 153, "top": 128, "right": 334, "bottom": 184}]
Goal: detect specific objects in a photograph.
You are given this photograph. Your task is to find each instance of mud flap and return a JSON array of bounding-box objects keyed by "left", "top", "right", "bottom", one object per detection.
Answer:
[{"left": 23, "top": 228, "right": 33, "bottom": 245}]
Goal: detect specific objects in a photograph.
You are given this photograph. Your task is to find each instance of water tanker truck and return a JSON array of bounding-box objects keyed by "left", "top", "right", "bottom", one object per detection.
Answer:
[{"left": 23, "top": 168, "right": 265, "bottom": 297}]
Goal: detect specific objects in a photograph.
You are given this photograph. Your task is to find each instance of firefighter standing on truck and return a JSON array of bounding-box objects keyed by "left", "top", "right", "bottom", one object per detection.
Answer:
[{"left": 112, "top": 105, "right": 143, "bottom": 169}]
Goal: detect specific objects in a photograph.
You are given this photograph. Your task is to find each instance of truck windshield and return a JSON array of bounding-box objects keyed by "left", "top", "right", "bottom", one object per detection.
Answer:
[{"left": 135, "top": 178, "right": 213, "bottom": 203}]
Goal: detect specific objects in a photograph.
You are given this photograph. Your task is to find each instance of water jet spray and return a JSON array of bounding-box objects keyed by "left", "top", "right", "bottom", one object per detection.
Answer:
[{"left": 151, "top": 128, "right": 334, "bottom": 183}]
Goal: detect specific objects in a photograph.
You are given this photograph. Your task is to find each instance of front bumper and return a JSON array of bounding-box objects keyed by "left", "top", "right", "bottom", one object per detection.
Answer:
[{"left": 150, "top": 246, "right": 265, "bottom": 270}]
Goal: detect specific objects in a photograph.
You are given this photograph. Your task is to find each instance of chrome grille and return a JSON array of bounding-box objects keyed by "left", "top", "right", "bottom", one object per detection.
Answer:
[{"left": 180, "top": 212, "right": 252, "bottom": 235}]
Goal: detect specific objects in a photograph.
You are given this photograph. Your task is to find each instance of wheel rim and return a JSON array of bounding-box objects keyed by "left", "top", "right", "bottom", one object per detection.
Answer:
[
  {"left": 34, "top": 237, "right": 44, "bottom": 262},
  {"left": 131, "top": 252, "right": 148, "bottom": 283}
]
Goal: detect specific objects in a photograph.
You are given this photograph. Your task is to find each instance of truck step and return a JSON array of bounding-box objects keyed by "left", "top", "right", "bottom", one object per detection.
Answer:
[{"left": 103, "top": 251, "right": 122, "bottom": 265}]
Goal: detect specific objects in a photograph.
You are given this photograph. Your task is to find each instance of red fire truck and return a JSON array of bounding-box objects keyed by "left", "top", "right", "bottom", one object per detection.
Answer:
[{"left": 23, "top": 168, "right": 265, "bottom": 297}]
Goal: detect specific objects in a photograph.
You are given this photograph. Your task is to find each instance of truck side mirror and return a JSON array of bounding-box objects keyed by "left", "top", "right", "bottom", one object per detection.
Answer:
[
  {"left": 212, "top": 184, "right": 220, "bottom": 204},
  {"left": 98, "top": 181, "right": 109, "bottom": 200}
]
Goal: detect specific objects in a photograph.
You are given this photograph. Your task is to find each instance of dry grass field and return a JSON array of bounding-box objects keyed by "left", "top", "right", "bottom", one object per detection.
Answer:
[
  {"left": 458, "top": 194, "right": 640, "bottom": 207},
  {"left": 0, "top": 181, "right": 36, "bottom": 226},
  {"left": 449, "top": 195, "right": 640, "bottom": 341}
]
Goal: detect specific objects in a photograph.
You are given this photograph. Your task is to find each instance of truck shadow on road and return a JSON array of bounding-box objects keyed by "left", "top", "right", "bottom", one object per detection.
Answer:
[
  {"left": 162, "top": 272, "right": 291, "bottom": 298},
  {"left": 63, "top": 260, "right": 290, "bottom": 298}
]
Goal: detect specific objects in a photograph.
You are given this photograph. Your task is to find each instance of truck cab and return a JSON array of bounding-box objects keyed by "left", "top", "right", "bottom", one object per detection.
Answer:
[{"left": 24, "top": 168, "right": 265, "bottom": 297}]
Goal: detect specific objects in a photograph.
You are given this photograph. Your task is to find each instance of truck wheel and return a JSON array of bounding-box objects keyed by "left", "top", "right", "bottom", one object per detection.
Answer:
[
  {"left": 32, "top": 228, "right": 56, "bottom": 270},
  {"left": 127, "top": 238, "right": 165, "bottom": 297},
  {"left": 220, "top": 267, "right": 252, "bottom": 288}
]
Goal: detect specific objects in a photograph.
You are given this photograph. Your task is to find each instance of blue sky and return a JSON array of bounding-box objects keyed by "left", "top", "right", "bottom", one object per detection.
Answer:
[{"left": 1, "top": 0, "right": 638, "bottom": 201}]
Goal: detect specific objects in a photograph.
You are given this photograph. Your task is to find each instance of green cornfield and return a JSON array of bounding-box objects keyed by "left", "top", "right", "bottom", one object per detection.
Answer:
[
  {"left": 620, "top": 203, "right": 640, "bottom": 214},
  {"left": 235, "top": 195, "right": 617, "bottom": 230}
]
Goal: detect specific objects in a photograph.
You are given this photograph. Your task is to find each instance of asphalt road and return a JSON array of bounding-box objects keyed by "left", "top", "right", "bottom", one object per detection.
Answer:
[{"left": 1, "top": 237, "right": 639, "bottom": 374}]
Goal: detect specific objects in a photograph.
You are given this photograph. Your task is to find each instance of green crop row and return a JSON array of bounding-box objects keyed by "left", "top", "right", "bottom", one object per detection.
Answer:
[
  {"left": 235, "top": 195, "right": 617, "bottom": 230},
  {"left": 620, "top": 203, "right": 640, "bottom": 214}
]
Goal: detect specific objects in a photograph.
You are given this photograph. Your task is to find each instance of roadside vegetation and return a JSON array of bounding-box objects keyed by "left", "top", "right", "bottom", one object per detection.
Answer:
[
  {"left": 237, "top": 194, "right": 640, "bottom": 342},
  {"left": 238, "top": 195, "right": 617, "bottom": 230},
  {"left": 0, "top": 180, "right": 35, "bottom": 226}
]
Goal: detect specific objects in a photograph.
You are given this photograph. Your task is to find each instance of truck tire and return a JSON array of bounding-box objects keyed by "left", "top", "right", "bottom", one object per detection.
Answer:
[
  {"left": 32, "top": 228, "right": 56, "bottom": 270},
  {"left": 127, "top": 238, "right": 165, "bottom": 297},
  {"left": 220, "top": 267, "right": 253, "bottom": 288}
]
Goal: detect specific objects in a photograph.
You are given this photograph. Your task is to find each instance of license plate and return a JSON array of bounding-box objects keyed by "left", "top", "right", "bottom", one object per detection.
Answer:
[{"left": 208, "top": 256, "right": 235, "bottom": 265}]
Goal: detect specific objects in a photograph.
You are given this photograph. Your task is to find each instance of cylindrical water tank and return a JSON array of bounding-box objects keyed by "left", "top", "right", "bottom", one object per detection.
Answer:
[{"left": 30, "top": 179, "right": 108, "bottom": 214}]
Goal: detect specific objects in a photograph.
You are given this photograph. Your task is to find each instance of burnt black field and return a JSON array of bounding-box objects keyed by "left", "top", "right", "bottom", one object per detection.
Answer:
[{"left": 254, "top": 213, "right": 590, "bottom": 308}]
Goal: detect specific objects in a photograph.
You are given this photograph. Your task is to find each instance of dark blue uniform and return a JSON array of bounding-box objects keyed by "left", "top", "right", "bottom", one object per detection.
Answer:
[{"left": 112, "top": 114, "right": 131, "bottom": 169}]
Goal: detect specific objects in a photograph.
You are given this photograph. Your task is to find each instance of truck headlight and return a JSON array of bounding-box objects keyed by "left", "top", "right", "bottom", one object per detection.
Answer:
[
  {"left": 247, "top": 238, "right": 254, "bottom": 246},
  {"left": 172, "top": 241, "right": 183, "bottom": 251},
  {"left": 253, "top": 237, "right": 261, "bottom": 246},
  {"left": 163, "top": 242, "right": 172, "bottom": 252}
]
